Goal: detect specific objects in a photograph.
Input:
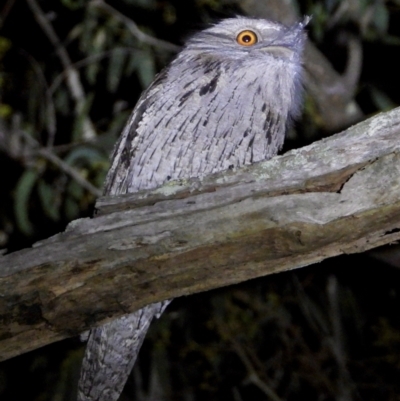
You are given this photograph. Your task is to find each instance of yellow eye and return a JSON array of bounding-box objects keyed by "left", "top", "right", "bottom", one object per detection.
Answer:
[{"left": 236, "top": 30, "right": 258, "bottom": 46}]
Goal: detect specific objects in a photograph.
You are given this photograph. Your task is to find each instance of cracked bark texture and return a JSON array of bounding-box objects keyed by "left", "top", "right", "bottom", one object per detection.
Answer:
[{"left": 0, "top": 106, "right": 400, "bottom": 364}]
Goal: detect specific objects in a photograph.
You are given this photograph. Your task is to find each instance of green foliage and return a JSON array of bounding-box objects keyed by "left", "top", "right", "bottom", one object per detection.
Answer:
[
  {"left": 0, "top": 36, "right": 12, "bottom": 117},
  {"left": 37, "top": 179, "right": 61, "bottom": 221},
  {"left": 14, "top": 168, "right": 41, "bottom": 236},
  {"left": 0, "top": 103, "right": 12, "bottom": 118},
  {"left": 107, "top": 48, "right": 128, "bottom": 93},
  {"left": 61, "top": 0, "right": 87, "bottom": 10},
  {"left": 1, "top": 1, "right": 400, "bottom": 400},
  {"left": 306, "top": 0, "right": 395, "bottom": 42},
  {"left": 369, "top": 87, "right": 397, "bottom": 111},
  {"left": 308, "top": 1, "right": 328, "bottom": 42},
  {"left": 133, "top": 48, "right": 157, "bottom": 89},
  {"left": 2, "top": 0, "right": 175, "bottom": 241}
]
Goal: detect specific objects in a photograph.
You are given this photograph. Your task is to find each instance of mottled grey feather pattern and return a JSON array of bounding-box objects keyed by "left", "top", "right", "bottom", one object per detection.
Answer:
[
  {"left": 78, "top": 16, "right": 307, "bottom": 401},
  {"left": 78, "top": 303, "right": 168, "bottom": 401}
]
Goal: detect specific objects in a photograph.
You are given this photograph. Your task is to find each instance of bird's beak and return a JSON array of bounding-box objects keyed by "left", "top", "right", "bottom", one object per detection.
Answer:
[{"left": 262, "top": 45, "right": 295, "bottom": 59}]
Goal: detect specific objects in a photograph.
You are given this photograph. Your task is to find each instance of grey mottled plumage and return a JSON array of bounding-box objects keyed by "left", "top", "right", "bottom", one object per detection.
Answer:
[{"left": 78, "top": 16, "right": 307, "bottom": 401}]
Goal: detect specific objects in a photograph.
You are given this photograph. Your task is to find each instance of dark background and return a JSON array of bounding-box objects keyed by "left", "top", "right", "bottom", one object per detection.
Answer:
[{"left": 1, "top": 0, "right": 400, "bottom": 400}]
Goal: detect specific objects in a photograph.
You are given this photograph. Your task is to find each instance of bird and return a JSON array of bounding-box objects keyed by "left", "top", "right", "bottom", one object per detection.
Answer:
[{"left": 77, "top": 16, "right": 308, "bottom": 401}]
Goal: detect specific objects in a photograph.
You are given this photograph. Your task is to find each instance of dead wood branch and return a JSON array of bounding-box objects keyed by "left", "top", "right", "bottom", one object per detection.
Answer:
[{"left": 1, "top": 107, "right": 400, "bottom": 362}]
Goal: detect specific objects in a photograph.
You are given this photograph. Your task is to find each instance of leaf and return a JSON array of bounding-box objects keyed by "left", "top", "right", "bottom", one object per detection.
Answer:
[
  {"left": 107, "top": 48, "right": 127, "bottom": 93},
  {"left": 54, "top": 87, "right": 70, "bottom": 117},
  {"left": 125, "top": 48, "right": 138, "bottom": 76},
  {"left": 93, "top": 166, "right": 108, "bottom": 189},
  {"left": 372, "top": 2, "right": 389, "bottom": 34},
  {"left": 66, "top": 179, "right": 84, "bottom": 201},
  {"left": 14, "top": 169, "right": 39, "bottom": 236},
  {"left": 80, "top": 7, "right": 98, "bottom": 53},
  {"left": 61, "top": 0, "right": 86, "bottom": 11},
  {"left": 0, "top": 36, "right": 11, "bottom": 59},
  {"left": 64, "top": 146, "right": 104, "bottom": 166},
  {"left": 37, "top": 180, "right": 60, "bottom": 221},
  {"left": 72, "top": 93, "right": 94, "bottom": 141},
  {"left": 0, "top": 103, "right": 12, "bottom": 118},
  {"left": 65, "top": 146, "right": 109, "bottom": 189},
  {"left": 64, "top": 197, "right": 80, "bottom": 221},
  {"left": 369, "top": 86, "right": 396, "bottom": 112},
  {"left": 86, "top": 28, "right": 107, "bottom": 85},
  {"left": 107, "top": 109, "right": 131, "bottom": 139},
  {"left": 309, "top": 2, "right": 327, "bottom": 43},
  {"left": 136, "top": 48, "right": 156, "bottom": 89}
]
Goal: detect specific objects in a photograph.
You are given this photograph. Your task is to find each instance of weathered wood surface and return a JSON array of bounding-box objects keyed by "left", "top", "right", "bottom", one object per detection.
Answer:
[{"left": 1, "top": 107, "right": 400, "bottom": 362}]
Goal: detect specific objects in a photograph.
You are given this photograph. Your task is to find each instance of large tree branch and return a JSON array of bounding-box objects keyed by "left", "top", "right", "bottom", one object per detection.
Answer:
[{"left": 1, "top": 107, "right": 400, "bottom": 362}]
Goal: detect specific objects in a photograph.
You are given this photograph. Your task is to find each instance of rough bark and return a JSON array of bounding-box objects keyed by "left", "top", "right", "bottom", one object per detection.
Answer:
[{"left": 1, "top": 107, "right": 400, "bottom": 362}]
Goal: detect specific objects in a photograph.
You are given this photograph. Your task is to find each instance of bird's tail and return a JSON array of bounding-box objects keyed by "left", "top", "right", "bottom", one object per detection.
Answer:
[{"left": 77, "top": 301, "right": 170, "bottom": 401}]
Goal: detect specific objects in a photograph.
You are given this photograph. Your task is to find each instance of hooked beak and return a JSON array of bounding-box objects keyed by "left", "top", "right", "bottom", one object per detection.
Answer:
[{"left": 261, "top": 16, "right": 310, "bottom": 60}]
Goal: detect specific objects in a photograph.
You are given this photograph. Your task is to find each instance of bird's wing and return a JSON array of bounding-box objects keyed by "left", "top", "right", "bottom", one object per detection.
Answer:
[{"left": 103, "top": 69, "right": 170, "bottom": 196}]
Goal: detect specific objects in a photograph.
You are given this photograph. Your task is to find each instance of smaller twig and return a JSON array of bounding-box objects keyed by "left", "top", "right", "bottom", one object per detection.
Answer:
[
  {"left": 18, "top": 49, "right": 57, "bottom": 147},
  {"left": 232, "top": 387, "right": 244, "bottom": 401},
  {"left": 37, "top": 140, "right": 97, "bottom": 155},
  {"left": 293, "top": 275, "right": 330, "bottom": 335},
  {"left": 49, "top": 47, "right": 136, "bottom": 95},
  {"left": 18, "top": 129, "right": 102, "bottom": 197},
  {"left": 326, "top": 0, "right": 352, "bottom": 30},
  {"left": 342, "top": 34, "right": 363, "bottom": 101},
  {"left": 215, "top": 315, "right": 283, "bottom": 401},
  {"left": 36, "top": 147, "right": 102, "bottom": 197},
  {"left": 327, "top": 275, "right": 355, "bottom": 401},
  {"left": 90, "top": 0, "right": 180, "bottom": 53},
  {"left": 26, "top": 0, "right": 96, "bottom": 140},
  {"left": 231, "top": 340, "right": 283, "bottom": 401}
]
